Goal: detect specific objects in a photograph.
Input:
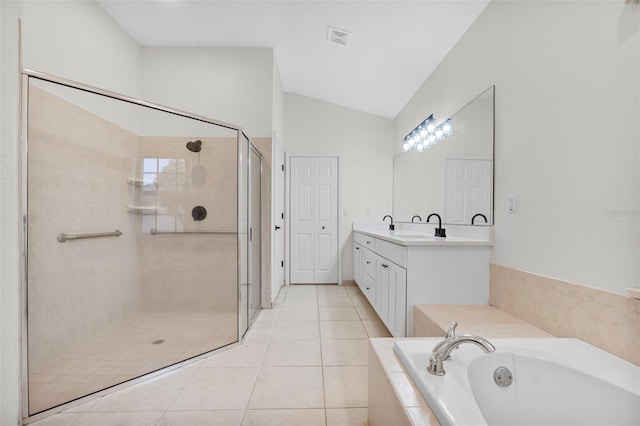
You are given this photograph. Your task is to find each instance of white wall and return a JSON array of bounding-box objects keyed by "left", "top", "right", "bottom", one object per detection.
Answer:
[
  {"left": 140, "top": 47, "right": 274, "bottom": 138},
  {"left": 284, "top": 93, "right": 394, "bottom": 281},
  {"left": 272, "top": 57, "right": 284, "bottom": 145},
  {"left": 394, "top": 1, "right": 640, "bottom": 295},
  {"left": 21, "top": 0, "right": 141, "bottom": 97},
  {"left": 1, "top": 2, "right": 21, "bottom": 423}
]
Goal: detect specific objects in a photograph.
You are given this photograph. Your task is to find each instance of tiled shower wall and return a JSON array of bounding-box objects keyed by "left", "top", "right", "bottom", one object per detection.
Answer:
[
  {"left": 27, "top": 86, "right": 141, "bottom": 373},
  {"left": 137, "top": 136, "right": 239, "bottom": 312}
]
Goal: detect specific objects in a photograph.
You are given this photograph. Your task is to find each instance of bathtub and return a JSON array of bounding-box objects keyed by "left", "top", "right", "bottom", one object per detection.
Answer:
[{"left": 393, "top": 338, "right": 640, "bottom": 426}]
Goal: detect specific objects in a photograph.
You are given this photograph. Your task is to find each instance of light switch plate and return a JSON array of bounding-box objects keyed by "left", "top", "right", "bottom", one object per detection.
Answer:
[{"left": 507, "top": 194, "right": 517, "bottom": 213}]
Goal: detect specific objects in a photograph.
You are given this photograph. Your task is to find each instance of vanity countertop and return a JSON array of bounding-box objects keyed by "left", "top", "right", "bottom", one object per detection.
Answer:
[{"left": 355, "top": 229, "right": 492, "bottom": 247}]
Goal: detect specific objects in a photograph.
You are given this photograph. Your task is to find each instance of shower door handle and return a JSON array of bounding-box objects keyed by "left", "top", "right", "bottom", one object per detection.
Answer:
[{"left": 249, "top": 227, "right": 253, "bottom": 242}]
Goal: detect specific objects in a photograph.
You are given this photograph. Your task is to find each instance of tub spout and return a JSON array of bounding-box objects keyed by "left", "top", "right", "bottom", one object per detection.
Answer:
[{"left": 427, "top": 335, "right": 495, "bottom": 376}]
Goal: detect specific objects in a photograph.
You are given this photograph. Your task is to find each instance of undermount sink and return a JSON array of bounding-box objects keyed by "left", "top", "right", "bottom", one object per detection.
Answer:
[{"left": 386, "top": 231, "right": 432, "bottom": 238}]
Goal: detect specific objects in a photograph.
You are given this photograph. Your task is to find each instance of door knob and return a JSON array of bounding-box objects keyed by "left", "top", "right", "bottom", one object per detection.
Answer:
[
  {"left": 275, "top": 225, "right": 281, "bottom": 230},
  {"left": 321, "top": 226, "right": 326, "bottom": 230}
]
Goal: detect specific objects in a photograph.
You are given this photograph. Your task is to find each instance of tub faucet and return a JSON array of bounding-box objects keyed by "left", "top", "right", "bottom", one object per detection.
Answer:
[
  {"left": 471, "top": 213, "right": 488, "bottom": 225},
  {"left": 427, "top": 334, "right": 495, "bottom": 376},
  {"left": 426, "top": 213, "right": 446, "bottom": 238},
  {"left": 411, "top": 215, "right": 422, "bottom": 223},
  {"left": 383, "top": 215, "right": 395, "bottom": 231},
  {"left": 430, "top": 321, "right": 458, "bottom": 360}
]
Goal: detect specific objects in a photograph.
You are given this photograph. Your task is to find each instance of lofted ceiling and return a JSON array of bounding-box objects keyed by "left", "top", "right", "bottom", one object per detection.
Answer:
[{"left": 97, "top": 0, "right": 490, "bottom": 119}]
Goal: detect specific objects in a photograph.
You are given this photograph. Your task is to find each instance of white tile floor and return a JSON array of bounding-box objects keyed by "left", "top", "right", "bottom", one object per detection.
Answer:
[{"left": 31, "top": 284, "right": 390, "bottom": 425}]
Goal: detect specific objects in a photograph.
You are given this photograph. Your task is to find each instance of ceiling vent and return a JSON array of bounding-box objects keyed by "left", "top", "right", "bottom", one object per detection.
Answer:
[{"left": 327, "top": 26, "right": 351, "bottom": 47}]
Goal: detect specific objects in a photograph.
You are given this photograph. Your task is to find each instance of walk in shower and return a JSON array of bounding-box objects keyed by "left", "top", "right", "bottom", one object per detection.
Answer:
[{"left": 20, "top": 70, "right": 262, "bottom": 418}]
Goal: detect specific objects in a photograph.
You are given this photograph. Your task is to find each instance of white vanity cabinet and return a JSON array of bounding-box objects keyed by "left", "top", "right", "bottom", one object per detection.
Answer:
[
  {"left": 352, "top": 231, "right": 490, "bottom": 337},
  {"left": 375, "top": 259, "right": 407, "bottom": 338},
  {"left": 353, "top": 233, "right": 407, "bottom": 337}
]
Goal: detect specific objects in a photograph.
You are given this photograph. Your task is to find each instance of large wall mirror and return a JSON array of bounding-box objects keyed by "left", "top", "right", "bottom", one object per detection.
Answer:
[{"left": 393, "top": 86, "right": 495, "bottom": 225}]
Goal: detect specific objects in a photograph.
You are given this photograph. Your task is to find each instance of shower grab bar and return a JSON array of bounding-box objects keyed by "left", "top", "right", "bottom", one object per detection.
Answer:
[
  {"left": 150, "top": 228, "right": 236, "bottom": 235},
  {"left": 57, "top": 229, "right": 122, "bottom": 243}
]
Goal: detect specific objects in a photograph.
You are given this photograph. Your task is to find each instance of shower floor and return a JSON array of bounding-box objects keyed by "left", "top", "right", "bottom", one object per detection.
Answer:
[{"left": 29, "top": 310, "right": 237, "bottom": 415}]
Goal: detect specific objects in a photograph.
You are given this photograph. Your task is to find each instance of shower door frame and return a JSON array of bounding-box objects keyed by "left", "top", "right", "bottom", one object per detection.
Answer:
[
  {"left": 18, "top": 69, "right": 256, "bottom": 423},
  {"left": 248, "top": 143, "right": 263, "bottom": 328}
]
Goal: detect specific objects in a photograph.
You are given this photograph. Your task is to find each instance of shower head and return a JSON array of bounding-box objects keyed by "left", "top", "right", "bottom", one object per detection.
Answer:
[{"left": 186, "top": 140, "right": 202, "bottom": 153}]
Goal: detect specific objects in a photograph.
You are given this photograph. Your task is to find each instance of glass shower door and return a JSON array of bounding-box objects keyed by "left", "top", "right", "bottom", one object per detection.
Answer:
[
  {"left": 24, "top": 74, "right": 243, "bottom": 416},
  {"left": 239, "top": 135, "right": 262, "bottom": 336}
]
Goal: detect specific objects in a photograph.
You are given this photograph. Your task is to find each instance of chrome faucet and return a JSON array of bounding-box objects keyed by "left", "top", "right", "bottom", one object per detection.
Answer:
[
  {"left": 430, "top": 321, "right": 457, "bottom": 360},
  {"left": 426, "top": 213, "right": 446, "bottom": 238},
  {"left": 427, "top": 334, "right": 495, "bottom": 376},
  {"left": 471, "top": 213, "right": 488, "bottom": 225},
  {"left": 411, "top": 215, "right": 422, "bottom": 223},
  {"left": 383, "top": 215, "right": 395, "bottom": 231}
]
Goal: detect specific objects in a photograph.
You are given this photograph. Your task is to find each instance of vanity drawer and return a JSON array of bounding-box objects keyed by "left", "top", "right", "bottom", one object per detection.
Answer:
[
  {"left": 362, "top": 248, "right": 377, "bottom": 278},
  {"left": 375, "top": 238, "right": 406, "bottom": 268},
  {"left": 354, "top": 232, "right": 375, "bottom": 249}
]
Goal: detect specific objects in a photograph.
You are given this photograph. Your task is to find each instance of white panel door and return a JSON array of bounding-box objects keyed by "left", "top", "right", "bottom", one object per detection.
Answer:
[
  {"left": 290, "top": 156, "right": 338, "bottom": 284},
  {"left": 444, "top": 159, "right": 492, "bottom": 224}
]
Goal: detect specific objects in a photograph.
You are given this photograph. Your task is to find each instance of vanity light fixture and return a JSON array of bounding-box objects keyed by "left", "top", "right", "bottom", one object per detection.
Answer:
[{"left": 402, "top": 115, "right": 453, "bottom": 153}]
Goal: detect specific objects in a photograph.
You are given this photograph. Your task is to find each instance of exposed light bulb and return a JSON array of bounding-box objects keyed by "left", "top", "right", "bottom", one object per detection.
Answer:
[
  {"left": 428, "top": 134, "right": 437, "bottom": 145},
  {"left": 402, "top": 142, "right": 410, "bottom": 152},
  {"left": 435, "top": 127, "right": 444, "bottom": 141},
  {"left": 425, "top": 116, "right": 436, "bottom": 134},
  {"left": 416, "top": 143, "right": 424, "bottom": 152},
  {"left": 419, "top": 125, "right": 427, "bottom": 137},
  {"left": 442, "top": 119, "right": 452, "bottom": 136}
]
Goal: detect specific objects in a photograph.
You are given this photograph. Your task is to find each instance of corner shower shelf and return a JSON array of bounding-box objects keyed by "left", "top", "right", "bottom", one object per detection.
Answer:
[
  {"left": 127, "top": 177, "right": 157, "bottom": 188},
  {"left": 127, "top": 177, "right": 144, "bottom": 186},
  {"left": 127, "top": 205, "right": 158, "bottom": 214}
]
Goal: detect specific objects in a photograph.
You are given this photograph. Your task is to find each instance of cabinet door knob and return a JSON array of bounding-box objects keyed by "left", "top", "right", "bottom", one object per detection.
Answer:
[
  {"left": 381, "top": 264, "right": 389, "bottom": 268},
  {"left": 366, "top": 261, "right": 371, "bottom": 264},
  {"left": 355, "top": 247, "right": 360, "bottom": 250},
  {"left": 366, "top": 241, "right": 371, "bottom": 244}
]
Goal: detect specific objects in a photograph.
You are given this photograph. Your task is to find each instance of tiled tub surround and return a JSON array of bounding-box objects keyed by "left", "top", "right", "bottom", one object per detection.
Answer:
[
  {"left": 414, "top": 305, "right": 554, "bottom": 338},
  {"left": 30, "top": 284, "right": 389, "bottom": 426},
  {"left": 490, "top": 264, "right": 640, "bottom": 366},
  {"left": 368, "top": 339, "right": 439, "bottom": 426}
]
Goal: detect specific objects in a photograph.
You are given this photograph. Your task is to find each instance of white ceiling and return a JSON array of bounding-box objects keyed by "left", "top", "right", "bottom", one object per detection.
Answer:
[{"left": 98, "top": 1, "right": 490, "bottom": 119}]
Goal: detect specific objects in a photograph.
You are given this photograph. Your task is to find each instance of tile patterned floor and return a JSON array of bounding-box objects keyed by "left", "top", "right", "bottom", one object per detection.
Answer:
[
  {"left": 32, "top": 284, "right": 390, "bottom": 425},
  {"left": 30, "top": 311, "right": 237, "bottom": 414}
]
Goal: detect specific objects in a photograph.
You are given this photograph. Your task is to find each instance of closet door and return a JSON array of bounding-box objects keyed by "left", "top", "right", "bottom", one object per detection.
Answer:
[{"left": 290, "top": 156, "right": 338, "bottom": 284}]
